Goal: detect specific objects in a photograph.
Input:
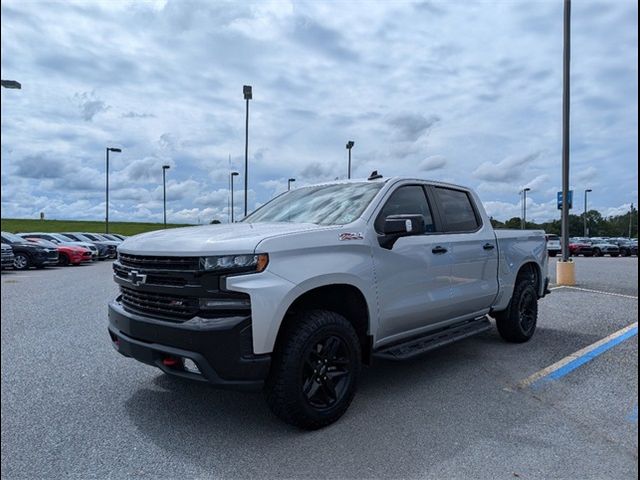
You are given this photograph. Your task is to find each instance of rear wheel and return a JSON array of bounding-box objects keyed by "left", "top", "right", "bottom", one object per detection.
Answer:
[
  {"left": 264, "top": 310, "right": 361, "bottom": 430},
  {"left": 494, "top": 281, "right": 538, "bottom": 343}
]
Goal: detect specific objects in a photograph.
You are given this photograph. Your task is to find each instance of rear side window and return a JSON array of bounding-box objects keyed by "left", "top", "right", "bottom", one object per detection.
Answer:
[
  {"left": 434, "top": 187, "right": 480, "bottom": 232},
  {"left": 375, "top": 185, "right": 435, "bottom": 233},
  {"left": 546, "top": 235, "right": 559, "bottom": 241}
]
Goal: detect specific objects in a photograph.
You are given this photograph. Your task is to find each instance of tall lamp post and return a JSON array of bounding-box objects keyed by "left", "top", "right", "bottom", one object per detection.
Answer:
[
  {"left": 230, "top": 171, "right": 239, "bottom": 223},
  {"left": 521, "top": 187, "right": 531, "bottom": 229},
  {"left": 162, "top": 165, "right": 170, "bottom": 227},
  {"left": 243, "top": 85, "right": 252, "bottom": 217},
  {"left": 346, "top": 141, "right": 354, "bottom": 179},
  {"left": 105, "top": 147, "right": 122, "bottom": 234},
  {"left": 583, "top": 188, "right": 592, "bottom": 237},
  {"left": 288, "top": 178, "right": 296, "bottom": 191}
]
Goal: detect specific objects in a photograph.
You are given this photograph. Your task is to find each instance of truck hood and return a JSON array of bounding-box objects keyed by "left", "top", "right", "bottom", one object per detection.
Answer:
[{"left": 118, "top": 222, "right": 325, "bottom": 256}]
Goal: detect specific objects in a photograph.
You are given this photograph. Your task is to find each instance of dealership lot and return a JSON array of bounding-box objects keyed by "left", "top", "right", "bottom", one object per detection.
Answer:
[{"left": 1, "top": 257, "right": 637, "bottom": 479}]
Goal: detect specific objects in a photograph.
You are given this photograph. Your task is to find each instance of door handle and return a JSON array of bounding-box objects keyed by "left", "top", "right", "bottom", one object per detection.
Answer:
[
  {"left": 483, "top": 243, "right": 495, "bottom": 250},
  {"left": 432, "top": 246, "right": 448, "bottom": 254}
]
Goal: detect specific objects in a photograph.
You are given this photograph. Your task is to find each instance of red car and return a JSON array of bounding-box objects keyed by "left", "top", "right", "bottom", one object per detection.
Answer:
[
  {"left": 25, "top": 238, "right": 92, "bottom": 266},
  {"left": 568, "top": 241, "right": 594, "bottom": 257}
]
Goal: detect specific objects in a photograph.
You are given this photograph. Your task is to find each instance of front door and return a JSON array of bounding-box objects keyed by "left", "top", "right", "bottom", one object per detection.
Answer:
[{"left": 371, "top": 185, "right": 452, "bottom": 343}]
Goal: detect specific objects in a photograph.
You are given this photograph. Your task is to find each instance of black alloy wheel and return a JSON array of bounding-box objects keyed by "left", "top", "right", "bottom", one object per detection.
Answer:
[{"left": 302, "top": 335, "right": 351, "bottom": 410}]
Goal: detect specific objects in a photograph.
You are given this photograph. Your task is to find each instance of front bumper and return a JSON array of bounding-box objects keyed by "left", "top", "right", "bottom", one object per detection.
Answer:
[{"left": 108, "top": 299, "right": 270, "bottom": 390}]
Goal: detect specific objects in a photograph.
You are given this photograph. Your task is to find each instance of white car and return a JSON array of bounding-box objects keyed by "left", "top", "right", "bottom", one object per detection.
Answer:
[
  {"left": 109, "top": 175, "right": 549, "bottom": 429},
  {"left": 545, "top": 234, "right": 562, "bottom": 257}
]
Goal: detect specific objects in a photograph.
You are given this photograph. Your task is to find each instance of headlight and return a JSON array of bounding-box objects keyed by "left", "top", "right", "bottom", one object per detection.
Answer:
[{"left": 200, "top": 253, "right": 268, "bottom": 273}]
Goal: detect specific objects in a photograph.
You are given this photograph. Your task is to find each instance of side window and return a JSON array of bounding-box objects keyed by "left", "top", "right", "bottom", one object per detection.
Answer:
[
  {"left": 375, "top": 186, "right": 435, "bottom": 233},
  {"left": 434, "top": 187, "right": 480, "bottom": 232}
]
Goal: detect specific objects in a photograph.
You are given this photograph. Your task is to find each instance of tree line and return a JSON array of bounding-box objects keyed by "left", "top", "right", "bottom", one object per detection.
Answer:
[{"left": 490, "top": 205, "right": 638, "bottom": 238}]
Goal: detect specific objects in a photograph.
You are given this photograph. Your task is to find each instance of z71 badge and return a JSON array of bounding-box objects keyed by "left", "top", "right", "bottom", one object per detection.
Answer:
[{"left": 339, "top": 232, "right": 364, "bottom": 241}]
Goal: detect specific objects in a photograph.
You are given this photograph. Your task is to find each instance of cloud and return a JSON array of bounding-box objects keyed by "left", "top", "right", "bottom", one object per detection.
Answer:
[
  {"left": 14, "top": 154, "right": 67, "bottom": 179},
  {"left": 74, "top": 91, "right": 110, "bottom": 121},
  {"left": 473, "top": 152, "right": 542, "bottom": 183},
  {"left": 388, "top": 114, "right": 441, "bottom": 142},
  {"left": 121, "top": 111, "right": 156, "bottom": 119},
  {"left": 419, "top": 156, "right": 447, "bottom": 171}
]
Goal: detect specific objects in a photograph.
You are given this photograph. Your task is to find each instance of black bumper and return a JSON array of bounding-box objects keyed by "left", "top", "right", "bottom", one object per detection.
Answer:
[{"left": 108, "top": 299, "right": 270, "bottom": 391}]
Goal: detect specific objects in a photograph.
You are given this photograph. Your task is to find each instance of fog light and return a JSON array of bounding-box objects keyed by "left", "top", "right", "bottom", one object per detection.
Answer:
[{"left": 183, "top": 358, "right": 201, "bottom": 374}]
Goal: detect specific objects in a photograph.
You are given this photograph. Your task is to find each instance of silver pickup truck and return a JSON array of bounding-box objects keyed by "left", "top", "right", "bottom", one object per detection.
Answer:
[{"left": 109, "top": 174, "right": 550, "bottom": 429}]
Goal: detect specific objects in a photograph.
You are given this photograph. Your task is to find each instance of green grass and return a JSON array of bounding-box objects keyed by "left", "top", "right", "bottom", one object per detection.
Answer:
[{"left": 0, "top": 218, "right": 193, "bottom": 236}]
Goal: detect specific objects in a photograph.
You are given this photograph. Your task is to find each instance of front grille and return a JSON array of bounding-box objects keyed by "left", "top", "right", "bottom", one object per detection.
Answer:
[
  {"left": 120, "top": 286, "right": 199, "bottom": 319},
  {"left": 119, "top": 253, "right": 200, "bottom": 271},
  {"left": 114, "top": 267, "right": 187, "bottom": 287}
]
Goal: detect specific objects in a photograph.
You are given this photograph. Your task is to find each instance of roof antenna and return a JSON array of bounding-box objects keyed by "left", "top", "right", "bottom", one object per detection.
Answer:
[{"left": 368, "top": 170, "right": 382, "bottom": 180}]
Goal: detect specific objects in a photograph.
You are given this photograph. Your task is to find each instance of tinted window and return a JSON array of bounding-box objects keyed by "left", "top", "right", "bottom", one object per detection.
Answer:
[
  {"left": 434, "top": 187, "right": 479, "bottom": 232},
  {"left": 375, "top": 186, "right": 435, "bottom": 233}
]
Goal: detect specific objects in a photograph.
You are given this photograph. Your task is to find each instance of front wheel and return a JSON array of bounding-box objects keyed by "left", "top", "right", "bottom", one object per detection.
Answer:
[
  {"left": 493, "top": 282, "right": 538, "bottom": 343},
  {"left": 264, "top": 310, "right": 361, "bottom": 430},
  {"left": 58, "top": 253, "right": 70, "bottom": 266},
  {"left": 593, "top": 248, "right": 602, "bottom": 257},
  {"left": 13, "top": 253, "right": 30, "bottom": 270}
]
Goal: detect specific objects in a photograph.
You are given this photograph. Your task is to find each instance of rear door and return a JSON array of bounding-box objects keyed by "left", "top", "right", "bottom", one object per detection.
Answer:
[{"left": 429, "top": 186, "right": 498, "bottom": 318}]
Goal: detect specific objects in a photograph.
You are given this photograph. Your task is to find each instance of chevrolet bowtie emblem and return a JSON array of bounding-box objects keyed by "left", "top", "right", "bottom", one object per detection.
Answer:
[{"left": 128, "top": 270, "right": 147, "bottom": 286}]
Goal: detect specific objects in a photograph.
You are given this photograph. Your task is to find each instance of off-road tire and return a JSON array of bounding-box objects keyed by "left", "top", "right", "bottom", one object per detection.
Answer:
[
  {"left": 264, "top": 310, "right": 361, "bottom": 430},
  {"left": 494, "top": 282, "right": 538, "bottom": 343}
]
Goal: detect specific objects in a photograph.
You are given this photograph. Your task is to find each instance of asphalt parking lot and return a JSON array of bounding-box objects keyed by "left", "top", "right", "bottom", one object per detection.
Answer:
[{"left": 1, "top": 257, "right": 638, "bottom": 479}]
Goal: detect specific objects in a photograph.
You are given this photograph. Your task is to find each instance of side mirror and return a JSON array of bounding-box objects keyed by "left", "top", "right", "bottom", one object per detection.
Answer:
[
  {"left": 383, "top": 214, "right": 425, "bottom": 235},
  {"left": 379, "top": 214, "right": 425, "bottom": 249}
]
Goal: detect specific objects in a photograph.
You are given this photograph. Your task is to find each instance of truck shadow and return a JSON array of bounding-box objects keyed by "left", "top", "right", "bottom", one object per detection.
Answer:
[{"left": 123, "top": 327, "right": 577, "bottom": 478}]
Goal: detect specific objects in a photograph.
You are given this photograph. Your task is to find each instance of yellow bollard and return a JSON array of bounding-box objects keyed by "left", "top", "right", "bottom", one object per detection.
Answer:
[{"left": 556, "top": 259, "right": 576, "bottom": 286}]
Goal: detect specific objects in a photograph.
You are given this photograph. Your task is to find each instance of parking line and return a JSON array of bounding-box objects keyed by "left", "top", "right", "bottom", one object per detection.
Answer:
[
  {"left": 519, "top": 322, "right": 638, "bottom": 389},
  {"left": 549, "top": 285, "right": 638, "bottom": 299}
]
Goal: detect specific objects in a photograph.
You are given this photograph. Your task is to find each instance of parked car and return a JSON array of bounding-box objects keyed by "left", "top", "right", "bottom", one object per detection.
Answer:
[
  {"left": 568, "top": 239, "right": 593, "bottom": 257},
  {"left": 100, "top": 233, "right": 124, "bottom": 243},
  {"left": 589, "top": 240, "right": 620, "bottom": 257},
  {"left": 59, "top": 233, "right": 112, "bottom": 260},
  {"left": 109, "top": 233, "right": 128, "bottom": 241},
  {"left": 109, "top": 175, "right": 550, "bottom": 429},
  {"left": 608, "top": 239, "right": 637, "bottom": 257},
  {"left": 1, "top": 231, "right": 59, "bottom": 270},
  {"left": 545, "top": 234, "right": 561, "bottom": 257},
  {"left": 66, "top": 233, "right": 118, "bottom": 259},
  {"left": 23, "top": 237, "right": 92, "bottom": 266},
  {"left": 1, "top": 243, "right": 15, "bottom": 270},
  {"left": 17, "top": 232, "right": 99, "bottom": 261}
]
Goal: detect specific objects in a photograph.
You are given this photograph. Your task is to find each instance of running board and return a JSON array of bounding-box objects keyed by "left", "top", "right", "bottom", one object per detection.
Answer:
[{"left": 374, "top": 317, "right": 492, "bottom": 361}]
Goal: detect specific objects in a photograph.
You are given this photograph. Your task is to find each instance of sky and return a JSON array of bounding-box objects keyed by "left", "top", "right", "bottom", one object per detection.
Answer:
[{"left": 1, "top": 0, "right": 637, "bottom": 225}]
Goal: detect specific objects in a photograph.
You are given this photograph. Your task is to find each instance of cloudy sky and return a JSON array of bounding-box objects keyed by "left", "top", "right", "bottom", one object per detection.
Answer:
[{"left": 1, "top": 0, "right": 637, "bottom": 224}]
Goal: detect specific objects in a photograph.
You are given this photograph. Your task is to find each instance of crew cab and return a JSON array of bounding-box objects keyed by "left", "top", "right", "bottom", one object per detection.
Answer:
[{"left": 108, "top": 176, "right": 549, "bottom": 429}]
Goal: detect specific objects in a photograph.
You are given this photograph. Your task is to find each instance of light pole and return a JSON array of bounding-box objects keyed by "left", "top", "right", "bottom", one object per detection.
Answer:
[
  {"left": 560, "top": 0, "right": 571, "bottom": 263},
  {"left": 583, "top": 188, "right": 592, "bottom": 237},
  {"left": 1, "top": 80, "right": 21, "bottom": 89},
  {"left": 521, "top": 188, "right": 531, "bottom": 229},
  {"left": 230, "top": 171, "right": 239, "bottom": 223},
  {"left": 630, "top": 203, "right": 635, "bottom": 239},
  {"left": 162, "top": 165, "right": 170, "bottom": 227},
  {"left": 288, "top": 178, "right": 295, "bottom": 191},
  {"left": 346, "top": 141, "right": 354, "bottom": 179},
  {"left": 243, "top": 85, "right": 252, "bottom": 217},
  {"left": 105, "top": 147, "right": 121, "bottom": 234}
]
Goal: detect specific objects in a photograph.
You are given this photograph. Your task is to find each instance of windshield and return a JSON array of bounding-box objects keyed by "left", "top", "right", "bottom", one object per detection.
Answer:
[
  {"left": 244, "top": 182, "right": 383, "bottom": 225},
  {"left": 2, "top": 232, "right": 28, "bottom": 244},
  {"left": 82, "top": 233, "right": 101, "bottom": 241}
]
